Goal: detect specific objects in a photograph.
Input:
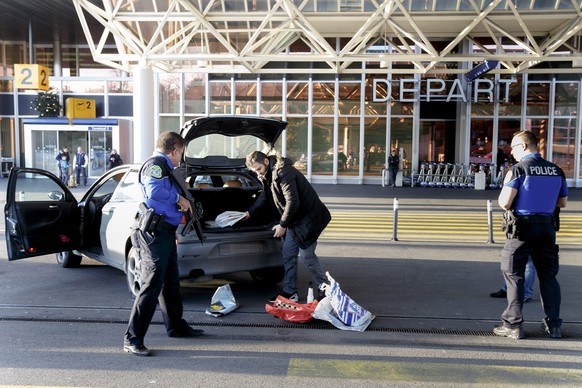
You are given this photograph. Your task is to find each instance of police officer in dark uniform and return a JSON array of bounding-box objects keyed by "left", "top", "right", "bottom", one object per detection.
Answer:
[
  {"left": 124, "top": 131, "right": 204, "bottom": 356},
  {"left": 493, "top": 130, "right": 568, "bottom": 340}
]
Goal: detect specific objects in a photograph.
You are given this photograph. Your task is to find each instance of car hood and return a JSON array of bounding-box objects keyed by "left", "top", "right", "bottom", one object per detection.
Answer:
[{"left": 180, "top": 116, "right": 287, "bottom": 144}]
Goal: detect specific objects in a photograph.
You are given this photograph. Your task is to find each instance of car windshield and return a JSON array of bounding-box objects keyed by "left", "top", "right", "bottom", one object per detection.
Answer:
[{"left": 185, "top": 133, "right": 270, "bottom": 159}]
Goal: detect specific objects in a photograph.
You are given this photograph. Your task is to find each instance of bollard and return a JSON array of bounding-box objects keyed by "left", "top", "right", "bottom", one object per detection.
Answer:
[
  {"left": 487, "top": 199, "right": 495, "bottom": 243},
  {"left": 392, "top": 197, "right": 399, "bottom": 241}
]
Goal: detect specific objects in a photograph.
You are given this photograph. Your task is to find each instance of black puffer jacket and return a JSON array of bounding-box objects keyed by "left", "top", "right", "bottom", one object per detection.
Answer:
[{"left": 248, "top": 155, "right": 331, "bottom": 249}]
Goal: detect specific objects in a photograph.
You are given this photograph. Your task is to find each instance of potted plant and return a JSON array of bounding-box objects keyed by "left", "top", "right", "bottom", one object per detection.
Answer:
[{"left": 30, "top": 88, "right": 62, "bottom": 117}]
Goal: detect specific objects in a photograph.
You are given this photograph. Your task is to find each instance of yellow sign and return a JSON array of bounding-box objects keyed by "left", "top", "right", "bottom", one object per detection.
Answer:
[
  {"left": 66, "top": 97, "right": 96, "bottom": 119},
  {"left": 14, "top": 64, "right": 50, "bottom": 90}
]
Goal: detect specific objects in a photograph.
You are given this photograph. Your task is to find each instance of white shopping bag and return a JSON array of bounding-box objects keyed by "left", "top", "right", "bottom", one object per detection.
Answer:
[
  {"left": 205, "top": 284, "right": 239, "bottom": 317},
  {"left": 312, "top": 272, "right": 374, "bottom": 332},
  {"left": 214, "top": 211, "right": 247, "bottom": 228}
]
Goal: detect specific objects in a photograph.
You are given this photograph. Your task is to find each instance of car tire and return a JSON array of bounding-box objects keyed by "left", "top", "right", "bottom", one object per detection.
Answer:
[
  {"left": 55, "top": 251, "right": 82, "bottom": 268},
  {"left": 249, "top": 266, "right": 285, "bottom": 285},
  {"left": 126, "top": 247, "right": 144, "bottom": 297}
]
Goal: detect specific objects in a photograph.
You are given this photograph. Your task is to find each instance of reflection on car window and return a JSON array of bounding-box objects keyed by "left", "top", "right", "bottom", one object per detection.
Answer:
[
  {"left": 15, "top": 171, "right": 65, "bottom": 202},
  {"left": 111, "top": 171, "right": 141, "bottom": 201}
]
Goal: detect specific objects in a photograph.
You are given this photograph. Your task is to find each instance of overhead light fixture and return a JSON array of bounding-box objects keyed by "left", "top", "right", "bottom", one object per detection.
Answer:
[{"left": 464, "top": 60, "right": 499, "bottom": 82}]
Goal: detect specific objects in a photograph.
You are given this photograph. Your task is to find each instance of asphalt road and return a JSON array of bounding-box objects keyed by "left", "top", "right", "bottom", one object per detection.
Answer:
[{"left": 1, "top": 179, "right": 581, "bottom": 386}]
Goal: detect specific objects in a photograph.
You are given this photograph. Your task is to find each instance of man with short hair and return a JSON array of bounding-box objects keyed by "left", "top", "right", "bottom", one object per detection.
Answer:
[
  {"left": 493, "top": 130, "right": 568, "bottom": 340},
  {"left": 73, "top": 147, "right": 88, "bottom": 186},
  {"left": 243, "top": 151, "right": 330, "bottom": 303},
  {"left": 124, "top": 131, "right": 204, "bottom": 356}
]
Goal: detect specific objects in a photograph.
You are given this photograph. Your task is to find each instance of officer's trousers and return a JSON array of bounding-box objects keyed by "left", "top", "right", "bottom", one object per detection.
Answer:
[
  {"left": 125, "top": 228, "right": 187, "bottom": 345},
  {"left": 500, "top": 221, "right": 561, "bottom": 329}
]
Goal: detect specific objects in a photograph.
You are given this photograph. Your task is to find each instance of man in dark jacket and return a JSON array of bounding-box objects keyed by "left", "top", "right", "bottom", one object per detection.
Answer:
[
  {"left": 243, "top": 151, "right": 331, "bottom": 303},
  {"left": 388, "top": 149, "right": 400, "bottom": 187}
]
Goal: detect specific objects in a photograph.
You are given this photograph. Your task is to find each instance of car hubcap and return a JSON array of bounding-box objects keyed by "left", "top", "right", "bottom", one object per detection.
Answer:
[{"left": 127, "top": 250, "right": 142, "bottom": 296}]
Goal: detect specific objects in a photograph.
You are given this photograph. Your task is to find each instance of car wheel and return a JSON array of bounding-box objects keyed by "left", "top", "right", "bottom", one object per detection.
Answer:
[
  {"left": 55, "top": 251, "right": 82, "bottom": 268},
  {"left": 126, "top": 247, "right": 143, "bottom": 297},
  {"left": 249, "top": 266, "right": 284, "bottom": 285}
]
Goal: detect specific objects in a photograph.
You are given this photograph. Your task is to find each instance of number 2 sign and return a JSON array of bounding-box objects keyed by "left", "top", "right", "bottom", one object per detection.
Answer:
[{"left": 14, "top": 64, "right": 50, "bottom": 91}]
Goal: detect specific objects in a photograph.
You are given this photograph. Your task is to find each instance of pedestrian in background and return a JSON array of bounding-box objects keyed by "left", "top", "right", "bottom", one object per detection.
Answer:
[
  {"left": 108, "top": 149, "right": 123, "bottom": 169},
  {"left": 493, "top": 130, "right": 567, "bottom": 340},
  {"left": 388, "top": 149, "right": 400, "bottom": 188},
  {"left": 73, "top": 146, "right": 88, "bottom": 187},
  {"left": 58, "top": 154, "right": 69, "bottom": 185},
  {"left": 124, "top": 131, "right": 204, "bottom": 357},
  {"left": 56, "top": 146, "right": 70, "bottom": 163},
  {"left": 56, "top": 146, "right": 70, "bottom": 183},
  {"left": 242, "top": 151, "right": 330, "bottom": 303}
]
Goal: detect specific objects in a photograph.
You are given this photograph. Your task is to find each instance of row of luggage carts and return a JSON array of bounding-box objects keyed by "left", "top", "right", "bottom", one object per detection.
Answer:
[{"left": 411, "top": 162, "right": 506, "bottom": 189}]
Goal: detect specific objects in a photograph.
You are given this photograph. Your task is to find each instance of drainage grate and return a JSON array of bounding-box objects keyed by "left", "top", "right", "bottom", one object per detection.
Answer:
[{"left": 0, "top": 316, "right": 575, "bottom": 339}]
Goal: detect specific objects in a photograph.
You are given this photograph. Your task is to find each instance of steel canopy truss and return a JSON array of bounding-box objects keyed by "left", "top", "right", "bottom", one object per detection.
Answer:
[{"left": 72, "top": 0, "right": 582, "bottom": 75}]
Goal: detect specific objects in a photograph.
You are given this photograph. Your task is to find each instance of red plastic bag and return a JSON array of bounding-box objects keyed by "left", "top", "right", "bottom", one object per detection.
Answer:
[{"left": 265, "top": 296, "right": 318, "bottom": 323}]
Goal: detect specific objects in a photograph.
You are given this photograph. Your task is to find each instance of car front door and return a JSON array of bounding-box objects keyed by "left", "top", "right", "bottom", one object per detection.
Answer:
[{"left": 4, "top": 168, "right": 80, "bottom": 261}]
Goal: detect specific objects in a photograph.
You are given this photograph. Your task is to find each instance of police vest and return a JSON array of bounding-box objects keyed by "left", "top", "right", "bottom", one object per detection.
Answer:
[{"left": 507, "top": 154, "right": 566, "bottom": 216}]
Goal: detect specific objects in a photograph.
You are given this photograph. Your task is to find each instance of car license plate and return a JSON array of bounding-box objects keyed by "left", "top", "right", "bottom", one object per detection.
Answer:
[{"left": 219, "top": 242, "right": 263, "bottom": 256}]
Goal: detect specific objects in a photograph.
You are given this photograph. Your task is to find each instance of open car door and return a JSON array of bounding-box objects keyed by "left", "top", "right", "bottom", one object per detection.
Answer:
[{"left": 4, "top": 168, "right": 81, "bottom": 261}]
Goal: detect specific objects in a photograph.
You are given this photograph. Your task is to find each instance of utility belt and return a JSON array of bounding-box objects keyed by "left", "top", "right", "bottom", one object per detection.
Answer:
[
  {"left": 135, "top": 202, "right": 177, "bottom": 234},
  {"left": 502, "top": 210, "right": 556, "bottom": 239},
  {"left": 516, "top": 214, "right": 552, "bottom": 224}
]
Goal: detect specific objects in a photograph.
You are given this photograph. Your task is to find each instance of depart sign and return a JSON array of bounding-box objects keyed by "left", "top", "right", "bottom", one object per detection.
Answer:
[{"left": 373, "top": 78, "right": 517, "bottom": 103}]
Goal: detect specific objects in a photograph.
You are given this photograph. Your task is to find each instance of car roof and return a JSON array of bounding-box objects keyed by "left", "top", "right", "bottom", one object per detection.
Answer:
[{"left": 180, "top": 116, "right": 287, "bottom": 145}]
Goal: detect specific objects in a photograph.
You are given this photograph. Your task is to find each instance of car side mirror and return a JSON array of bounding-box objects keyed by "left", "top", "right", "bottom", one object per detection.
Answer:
[{"left": 48, "top": 191, "right": 64, "bottom": 201}]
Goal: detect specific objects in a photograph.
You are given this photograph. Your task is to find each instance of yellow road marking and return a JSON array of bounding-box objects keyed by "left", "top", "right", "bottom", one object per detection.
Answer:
[
  {"left": 288, "top": 358, "right": 582, "bottom": 384},
  {"left": 321, "top": 210, "right": 582, "bottom": 243}
]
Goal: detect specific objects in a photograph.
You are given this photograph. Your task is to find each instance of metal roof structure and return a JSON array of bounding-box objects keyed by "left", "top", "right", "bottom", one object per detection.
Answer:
[{"left": 2, "top": 0, "right": 582, "bottom": 75}]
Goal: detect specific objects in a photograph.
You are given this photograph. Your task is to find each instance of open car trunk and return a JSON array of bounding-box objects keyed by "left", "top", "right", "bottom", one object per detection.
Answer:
[{"left": 185, "top": 171, "right": 276, "bottom": 231}]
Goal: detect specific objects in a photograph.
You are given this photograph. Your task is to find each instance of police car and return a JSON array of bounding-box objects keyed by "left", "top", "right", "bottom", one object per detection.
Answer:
[{"left": 4, "top": 116, "right": 287, "bottom": 296}]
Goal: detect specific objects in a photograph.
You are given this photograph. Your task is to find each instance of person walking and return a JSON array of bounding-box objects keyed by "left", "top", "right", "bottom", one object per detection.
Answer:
[
  {"left": 388, "top": 149, "right": 400, "bottom": 187},
  {"left": 73, "top": 147, "right": 89, "bottom": 186},
  {"left": 108, "top": 149, "right": 124, "bottom": 169},
  {"left": 493, "top": 130, "right": 567, "bottom": 340},
  {"left": 124, "top": 131, "right": 204, "bottom": 357},
  {"left": 243, "top": 151, "right": 330, "bottom": 303}
]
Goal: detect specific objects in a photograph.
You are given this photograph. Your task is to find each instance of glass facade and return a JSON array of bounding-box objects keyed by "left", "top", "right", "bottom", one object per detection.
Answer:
[{"left": 1, "top": 31, "right": 581, "bottom": 186}]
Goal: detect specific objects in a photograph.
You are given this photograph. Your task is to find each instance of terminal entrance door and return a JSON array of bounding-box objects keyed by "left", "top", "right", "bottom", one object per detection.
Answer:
[
  {"left": 31, "top": 129, "right": 112, "bottom": 178},
  {"left": 418, "top": 120, "right": 456, "bottom": 165}
]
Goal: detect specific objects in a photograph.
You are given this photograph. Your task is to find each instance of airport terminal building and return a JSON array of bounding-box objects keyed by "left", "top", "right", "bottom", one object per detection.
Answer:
[{"left": 1, "top": 0, "right": 581, "bottom": 186}]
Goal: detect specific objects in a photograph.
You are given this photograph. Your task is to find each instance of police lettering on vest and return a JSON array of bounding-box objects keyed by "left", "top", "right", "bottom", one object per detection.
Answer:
[{"left": 529, "top": 166, "right": 558, "bottom": 175}]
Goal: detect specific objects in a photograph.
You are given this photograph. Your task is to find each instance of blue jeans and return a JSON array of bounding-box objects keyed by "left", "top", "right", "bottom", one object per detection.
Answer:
[
  {"left": 281, "top": 228, "right": 327, "bottom": 294},
  {"left": 502, "top": 256, "right": 535, "bottom": 298}
]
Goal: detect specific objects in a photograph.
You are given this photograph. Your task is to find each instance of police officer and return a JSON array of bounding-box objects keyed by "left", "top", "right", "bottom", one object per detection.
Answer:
[
  {"left": 493, "top": 130, "right": 568, "bottom": 340},
  {"left": 124, "top": 131, "right": 204, "bottom": 356}
]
